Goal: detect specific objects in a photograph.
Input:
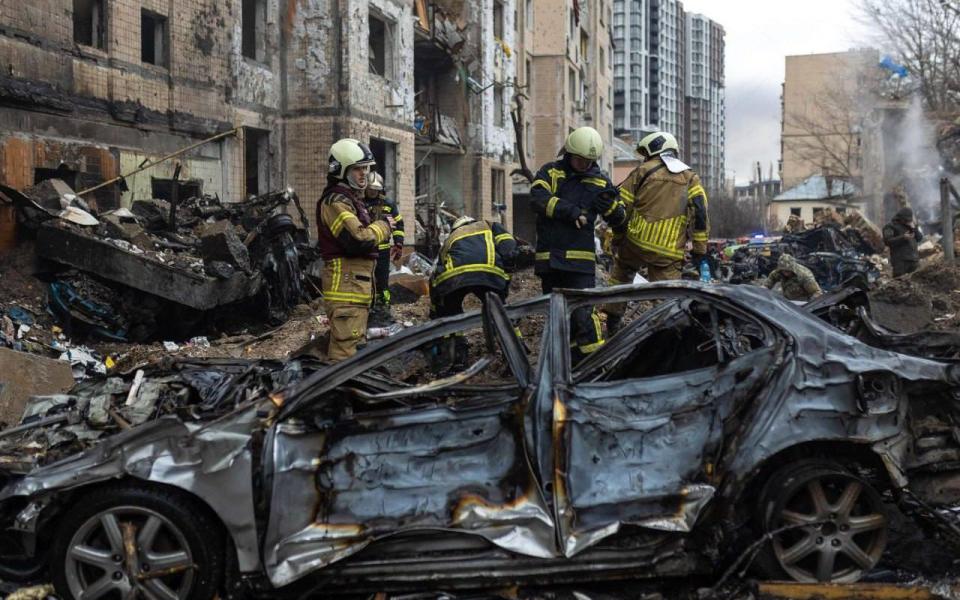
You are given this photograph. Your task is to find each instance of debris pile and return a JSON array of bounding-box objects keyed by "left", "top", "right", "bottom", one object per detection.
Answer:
[
  {"left": 714, "top": 212, "right": 884, "bottom": 290},
  {"left": 0, "top": 358, "right": 315, "bottom": 474},
  {"left": 0, "top": 181, "right": 318, "bottom": 344}
]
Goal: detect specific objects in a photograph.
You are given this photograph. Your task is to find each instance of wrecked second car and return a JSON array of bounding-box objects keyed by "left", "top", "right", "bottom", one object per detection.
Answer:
[{"left": 3, "top": 282, "right": 960, "bottom": 599}]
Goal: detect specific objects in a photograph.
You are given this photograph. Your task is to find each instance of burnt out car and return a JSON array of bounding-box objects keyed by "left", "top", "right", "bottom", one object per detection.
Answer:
[{"left": 3, "top": 282, "right": 960, "bottom": 599}]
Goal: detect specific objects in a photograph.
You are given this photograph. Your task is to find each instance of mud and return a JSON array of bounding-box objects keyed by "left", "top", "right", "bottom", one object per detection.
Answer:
[{"left": 871, "top": 257, "right": 960, "bottom": 332}]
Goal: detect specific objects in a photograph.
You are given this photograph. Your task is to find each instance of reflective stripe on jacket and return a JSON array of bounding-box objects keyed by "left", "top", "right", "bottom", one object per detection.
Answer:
[
  {"left": 430, "top": 220, "right": 517, "bottom": 299},
  {"left": 618, "top": 156, "right": 709, "bottom": 260},
  {"left": 316, "top": 184, "right": 391, "bottom": 260},
  {"left": 530, "top": 157, "right": 626, "bottom": 275},
  {"left": 367, "top": 194, "right": 405, "bottom": 250}
]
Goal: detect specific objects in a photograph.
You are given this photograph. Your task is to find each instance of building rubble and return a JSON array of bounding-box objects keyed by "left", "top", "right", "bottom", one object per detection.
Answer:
[{"left": 0, "top": 179, "right": 318, "bottom": 344}]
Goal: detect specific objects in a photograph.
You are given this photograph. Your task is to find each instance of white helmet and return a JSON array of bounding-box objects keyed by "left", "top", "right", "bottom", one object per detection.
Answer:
[
  {"left": 367, "top": 171, "right": 384, "bottom": 191},
  {"left": 452, "top": 215, "right": 476, "bottom": 230},
  {"left": 636, "top": 131, "right": 679, "bottom": 159},
  {"left": 328, "top": 138, "right": 376, "bottom": 189}
]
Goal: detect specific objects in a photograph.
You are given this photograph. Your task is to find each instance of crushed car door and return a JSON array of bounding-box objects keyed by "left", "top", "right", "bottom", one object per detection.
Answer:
[
  {"left": 551, "top": 295, "right": 779, "bottom": 556},
  {"left": 262, "top": 308, "right": 555, "bottom": 587}
]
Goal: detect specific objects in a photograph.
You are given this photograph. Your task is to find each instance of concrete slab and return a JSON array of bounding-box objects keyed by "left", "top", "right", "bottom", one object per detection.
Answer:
[{"left": 0, "top": 347, "right": 74, "bottom": 427}]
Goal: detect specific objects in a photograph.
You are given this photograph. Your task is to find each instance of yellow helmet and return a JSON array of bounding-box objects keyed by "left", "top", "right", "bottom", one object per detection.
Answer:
[
  {"left": 564, "top": 127, "right": 604, "bottom": 161},
  {"left": 636, "top": 131, "right": 679, "bottom": 159},
  {"left": 328, "top": 138, "right": 375, "bottom": 182},
  {"left": 367, "top": 171, "right": 384, "bottom": 191}
]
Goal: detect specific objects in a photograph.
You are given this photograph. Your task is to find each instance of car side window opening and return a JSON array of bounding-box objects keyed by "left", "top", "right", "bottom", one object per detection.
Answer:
[
  {"left": 575, "top": 297, "right": 771, "bottom": 383},
  {"left": 301, "top": 308, "right": 548, "bottom": 421}
]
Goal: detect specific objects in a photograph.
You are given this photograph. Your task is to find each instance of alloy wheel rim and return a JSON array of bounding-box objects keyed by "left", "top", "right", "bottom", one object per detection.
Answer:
[
  {"left": 772, "top": 472, "right": 887, "bottom": 583},
  {"left": 64, "top": 505, "right": 195, "bottom": 600}
]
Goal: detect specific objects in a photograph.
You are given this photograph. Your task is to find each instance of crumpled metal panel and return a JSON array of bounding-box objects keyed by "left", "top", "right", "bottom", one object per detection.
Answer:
[
  {"left": 264, "top": 399, "right": 556, "bottom": 586},
  {"left": 0, "top": 408, "right": 265, "bottom": 572},
  {"left": 554, "top": 347, "right": 778, "bottom": 556}
]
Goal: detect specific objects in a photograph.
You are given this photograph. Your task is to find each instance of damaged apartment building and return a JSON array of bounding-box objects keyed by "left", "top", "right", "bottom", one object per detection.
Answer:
[{"left": 0, "top": 0, "right": 524, "bottom": 251}]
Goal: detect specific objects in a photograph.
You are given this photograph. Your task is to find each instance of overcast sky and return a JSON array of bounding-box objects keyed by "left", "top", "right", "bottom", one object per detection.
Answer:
[{"left": 680, "top": 0, "right": 873, "bottom": 185}]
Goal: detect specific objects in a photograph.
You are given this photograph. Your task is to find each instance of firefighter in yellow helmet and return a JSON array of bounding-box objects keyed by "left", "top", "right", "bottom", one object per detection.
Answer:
[
  {"left": 607, "top": 131, "right": 709, "bottom": 332},
  {"left": 364, "top": 171, "right": 405, "bottom": 325},
  {"left": 530, "top": 126, "right": 626, "bottom": 363},
  {"left": 316, "top": 139, "right": 394, "bottom": 361}
]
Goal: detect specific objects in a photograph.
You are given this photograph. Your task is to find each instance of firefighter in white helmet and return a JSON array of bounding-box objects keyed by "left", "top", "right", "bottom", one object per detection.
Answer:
[
  {"left": 316, "top": 139, "right": 394, "bottom": 361},
  {"left": 606, "top": 131, "right": 709, "bottom": 333},
  {"left": 363, "top": 171, "right": 405, "bottom": 325}
]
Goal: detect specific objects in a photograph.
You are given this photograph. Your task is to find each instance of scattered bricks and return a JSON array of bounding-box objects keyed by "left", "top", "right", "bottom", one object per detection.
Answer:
[
  {"left": 199, "top": 220, "right": 251, "bottom": 271},
  {"left": 389, "top": 273, "right": 429, "bottom": 304},
  {"left": 0, "top": 347, "right": 75, "bottom": 427}
]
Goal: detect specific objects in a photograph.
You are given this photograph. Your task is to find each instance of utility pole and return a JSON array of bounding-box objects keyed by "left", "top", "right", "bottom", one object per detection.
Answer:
[{"left": 943, "top": 177, "right": 958, "bottom": 264}]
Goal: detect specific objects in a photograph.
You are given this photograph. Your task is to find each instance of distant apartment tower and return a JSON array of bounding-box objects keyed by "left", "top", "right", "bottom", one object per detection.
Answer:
[
  {"left": 612, "top": 0, "right": 684, "bottom": 146},
  {"left": 649, "top": 0, "right": 685, "bottom": 147},
  {"left": 684, "top": 13, "right": 725, "bottom": 195}
]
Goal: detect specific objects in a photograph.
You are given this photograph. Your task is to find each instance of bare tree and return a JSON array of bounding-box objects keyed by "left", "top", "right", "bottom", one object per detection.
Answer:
[
  {"left": 510, "top": 91, "right": 535, "bottom": 183},
  {"left": 859, "top": 0, "right": 960, "bottom": 113},
  {"left": 710, "top": 194, "right": 766, "bottom": 238},
  {"left": 783, "top": 83, "right": 868, "bottom": 184}
]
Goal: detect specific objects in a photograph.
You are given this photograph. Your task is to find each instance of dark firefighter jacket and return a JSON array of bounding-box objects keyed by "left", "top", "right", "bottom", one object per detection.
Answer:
[
  {"left": 316, "top": 184, "right": 392, "bottom": 262},
  {"left": 618, "top": 155, "right": 709, "bottom": 263},
  {"left": 530, "top": 157, "right": 626, "bottom": 274},
  {"left": 430, "top": 220, "right": 518, "bottom": 299},
  {"left": 367, "top": 194, "right": 405, "bottom": 250}
]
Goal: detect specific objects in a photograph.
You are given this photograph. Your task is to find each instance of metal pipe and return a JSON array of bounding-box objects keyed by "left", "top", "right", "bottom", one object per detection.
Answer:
[
  {"left": 942, "top": 178, "right": 955, "bottom": 264},
  {"left": 75, "top": 127, "right": 241, "bottom": 198}
]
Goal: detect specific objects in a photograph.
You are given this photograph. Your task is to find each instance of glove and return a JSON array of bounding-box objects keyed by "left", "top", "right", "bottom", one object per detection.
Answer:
[
  {"left": 594, "top": 191, "right": 616, "bottom": 215},
  {"left": 391, "top": 243, "right": 403, "bottom": 262}
]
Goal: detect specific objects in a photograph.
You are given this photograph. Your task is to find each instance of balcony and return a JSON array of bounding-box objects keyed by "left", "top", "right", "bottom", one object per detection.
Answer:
[{"left": 414, "top": 103, "right": 465, "bottom": 153}]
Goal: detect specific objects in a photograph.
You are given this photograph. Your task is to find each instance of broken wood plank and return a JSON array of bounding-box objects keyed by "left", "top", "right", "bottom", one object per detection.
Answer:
[{"left": 757, "top": 581, "right": 942, "bottom": 600}]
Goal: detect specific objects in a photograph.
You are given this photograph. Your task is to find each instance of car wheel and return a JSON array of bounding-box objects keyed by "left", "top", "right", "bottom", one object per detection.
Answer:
[
  {"left": 51, "top": 485, "right": 223, "bottom": 600},
  {"left": 755, "top": 461, "right": 888, "bottom": 583}
]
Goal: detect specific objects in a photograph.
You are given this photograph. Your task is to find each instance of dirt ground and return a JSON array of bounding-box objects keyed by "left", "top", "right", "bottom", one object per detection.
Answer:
[
  {"left": 870, "top": 254, "right": 960, "bottom": 332},
  {"left": 97, "top": 268, "right": 548, "bottom": 372}
]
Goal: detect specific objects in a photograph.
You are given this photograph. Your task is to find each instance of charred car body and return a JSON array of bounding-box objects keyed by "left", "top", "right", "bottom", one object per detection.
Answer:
[{"left": 2, "top": 282, "right": 960, "bottom": 598}]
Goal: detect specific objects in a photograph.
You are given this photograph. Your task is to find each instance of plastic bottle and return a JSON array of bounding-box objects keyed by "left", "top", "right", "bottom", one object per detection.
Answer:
[{"left": 699, "top": 259, "right": 711, "bottom": 283}]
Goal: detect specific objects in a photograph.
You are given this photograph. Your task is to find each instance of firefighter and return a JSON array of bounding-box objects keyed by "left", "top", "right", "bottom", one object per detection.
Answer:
[
  {"left": 530, "top": 126, "right": 626, "bottom": 363},
  {"left": 606, "top": 131, "right": 709, "bottom": 333},
  {"left": 364, "top": 172, "right": 405, "bottom": 325},
  {"left": 428, "top": 216, "right": 518, "bottom": 368},
  {"left": 316, "top": 138, "right": 394, "bottom": 361}
]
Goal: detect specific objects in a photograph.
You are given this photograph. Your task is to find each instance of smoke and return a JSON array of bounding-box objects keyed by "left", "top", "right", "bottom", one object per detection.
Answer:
[{"left": 891, "top": 95, "right": 947, "bottom": 223}]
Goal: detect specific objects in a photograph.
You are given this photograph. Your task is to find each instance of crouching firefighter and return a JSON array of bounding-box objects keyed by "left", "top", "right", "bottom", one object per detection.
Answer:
[
  {"left": 317, "top": 139, "right": 394, "bottom": 361},
  {"left": 364, "top": 171, "right": 405, "bottom": 325},
  {"left": 428, "top": 216, "right": 518, "bottom": 369},
  {"left": 606, "top": 131, "right": 709, "bottom": 334},
  {"left": 531, "top": 126, "right": 626, "bottom": 363}
]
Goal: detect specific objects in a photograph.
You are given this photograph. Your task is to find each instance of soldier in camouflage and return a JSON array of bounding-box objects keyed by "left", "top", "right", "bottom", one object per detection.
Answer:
[{"left": 764, "top": 253, "right": 823, "bottom": 301}]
